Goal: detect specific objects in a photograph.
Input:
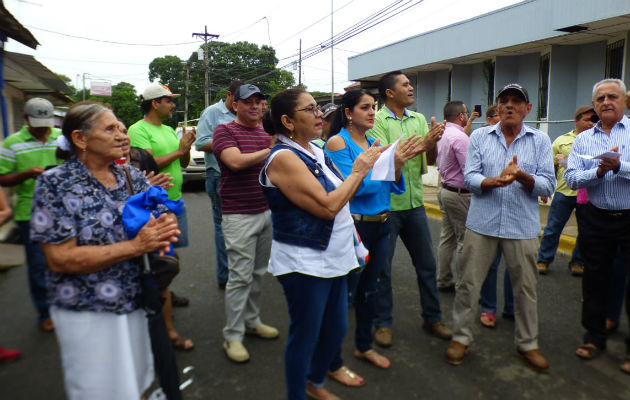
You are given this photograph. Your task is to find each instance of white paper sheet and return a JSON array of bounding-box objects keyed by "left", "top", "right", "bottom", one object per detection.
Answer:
[
  {"left": 371, "top": 136, "right": 402, "bottom": 181},
  {"left": 578, "top": 151, "right": 620, "bottom": 160}
]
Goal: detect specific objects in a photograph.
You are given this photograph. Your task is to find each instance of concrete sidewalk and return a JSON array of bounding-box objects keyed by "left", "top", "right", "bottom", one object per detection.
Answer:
[{"left": 422, "top": 185, "right": 577, "bottom": 255}]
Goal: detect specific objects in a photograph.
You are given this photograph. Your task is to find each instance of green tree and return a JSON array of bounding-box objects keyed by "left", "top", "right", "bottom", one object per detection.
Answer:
[{"left": 148, "top": 41, "right": 295, "bottom": 126}]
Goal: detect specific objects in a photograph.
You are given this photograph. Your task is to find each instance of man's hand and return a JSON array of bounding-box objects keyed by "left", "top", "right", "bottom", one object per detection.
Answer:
[
  {"left": 178, "top": 127, "right": 196, "bottom": 155},
  {"left": 394, "top": 134, "right": 423, "bottom": 168},
  {"left": 597, "top": 146, "right": 621, "bottom": 177},
  {"left": 540, "top": 196, "right": 549, "bottom": 204},
  {"left": 481, "top": 175, "right": 516, "bottom": 190},
  {"left": 464, "top": 111, "right": 480, "bottom": 135},
  {"left": 422, "top": 118, "right": 445, "bottom": 148},
  {"left": 26, "top": 166, "right": 45, "bottom": 179},
  {"left": 144, "top": 171, "right": 174, "bottom": 190},
  {"left": 501, "top": 155, "right": 521, "bottom": 177}
]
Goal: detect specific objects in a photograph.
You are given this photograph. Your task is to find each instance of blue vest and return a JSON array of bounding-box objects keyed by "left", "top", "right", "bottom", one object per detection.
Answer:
[{"left": 261, "top": 144, "right": 344, "bottom": 250}]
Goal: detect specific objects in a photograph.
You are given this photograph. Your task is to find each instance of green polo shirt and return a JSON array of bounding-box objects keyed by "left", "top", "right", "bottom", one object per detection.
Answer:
[
  {"left": 127, "top": 120, "right": 183, "bottom": 200},
  {"left": 368, "top": 106, "right": 428, "bottom": 211},
  {"left": 552, "top": 129, "right": 578, "bottom": 197},
  {"left": 0, "top": 126, "right": 61, "bottom": 221}
]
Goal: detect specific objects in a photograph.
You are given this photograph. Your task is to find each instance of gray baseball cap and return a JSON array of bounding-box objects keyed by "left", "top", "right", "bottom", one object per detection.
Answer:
[
  {"left": 321, "top": 103, "right": 338, "bottom": 119},
  {"left": 25, "top": 98, "right": 54, "bottom": 128},
  {"left": 234, "top": 84, "right": 265, "bottom": 101}
]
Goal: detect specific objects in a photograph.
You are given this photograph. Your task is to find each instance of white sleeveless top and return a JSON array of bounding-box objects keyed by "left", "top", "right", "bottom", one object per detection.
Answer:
[{"left": 260, "top": 135, "right": 358, "bottom": 278}]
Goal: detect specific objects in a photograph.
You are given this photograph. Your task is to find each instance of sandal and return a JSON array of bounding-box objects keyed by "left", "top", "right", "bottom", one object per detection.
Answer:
[
  {"left": 621, "top": 355, "right": 630, "bottom": 375},
  {"left": 354, "top": 348, "right": 391, "bottom": 369},
  {"left": 306, "top": 382, "right": 341, "bottom": 400},
  {"left": 480, "top": 312, "right": 496, "bottom": 328},
  {"left": 171, "top": 335, "right": 195, "bottom": 351},
  {"left": 327, "top": 365, "right": 365, "bottom": 387},
  {"left": 575, "top": 343, "right": 599, "bottom": 360}
]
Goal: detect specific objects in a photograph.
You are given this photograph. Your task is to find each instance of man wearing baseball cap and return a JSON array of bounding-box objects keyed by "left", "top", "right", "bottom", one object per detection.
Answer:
[
  {"left": 536, "top": 105, "right": 597, "bottom": 276},
  {"left": 128, "top": 83, "right": 196, "bottom": 351},
  {"left": 446, "top": 83, "right": 555, "bottom": 372},
  {"left": 0, "top": 97, "right": 62, "bottom": 332},
  {"left": 312, "top": 103, "right": 338, "bottom": 148},
  {"left": 212, "top": 84, "right": 278, "bottom": 362}
]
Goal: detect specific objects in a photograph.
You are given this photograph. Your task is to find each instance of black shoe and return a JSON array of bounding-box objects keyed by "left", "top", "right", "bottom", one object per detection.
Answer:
[
  {"left": 502, "top": 312, "right": 514, "bottom": 321},
  {"left": 170, "top": 291, "right": 190, "bottom": 307},
  {"left": 438, "top": 284, "right": 455, "bottom": 293},
  {"left": 218, "top": 282, "right": 227, "bottom": 290}
]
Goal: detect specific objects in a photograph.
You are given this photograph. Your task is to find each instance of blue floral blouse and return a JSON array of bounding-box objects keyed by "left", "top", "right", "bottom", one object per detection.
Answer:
[{"left": 30, "top": 157, "right": 151, "bottom": 314}]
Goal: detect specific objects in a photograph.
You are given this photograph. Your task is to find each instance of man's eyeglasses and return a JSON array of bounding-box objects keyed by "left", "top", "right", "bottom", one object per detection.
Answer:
[{"left": 296, "top": 105, "right": 322, "bottom": 117}]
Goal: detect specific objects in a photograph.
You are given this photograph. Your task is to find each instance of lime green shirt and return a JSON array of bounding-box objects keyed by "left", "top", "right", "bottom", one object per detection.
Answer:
[
  {"left": 368, "top": 106, "right": 428, "bottom": 211},
  {"left": 127, "top": 120, "right": 183, "bottom": 200},
  {"left": 0, "top": 126, "right": 62, "bottom": 221},
  {"left": 552, "top": 129, "right": 578, "bottom": 197}
]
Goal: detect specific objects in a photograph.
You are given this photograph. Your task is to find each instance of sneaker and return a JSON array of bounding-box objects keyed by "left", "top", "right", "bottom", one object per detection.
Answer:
[
  {"left": 423, "top": 321, "right": 453, "bottom": 340},
  {"left": 374, "top": 327, "right": 392, "bottom": 348},
  {"left": 223, "top": 341, "right": 250, "bottom": 363},
  {"left": 536, "top": 262, "right": 548, "bottom": 275},
  {"left": 569, "top": 263, "right": 584, "bottom": 276},
  {"left": 245, "top": 323, "right": 279, "bottom": 339}
]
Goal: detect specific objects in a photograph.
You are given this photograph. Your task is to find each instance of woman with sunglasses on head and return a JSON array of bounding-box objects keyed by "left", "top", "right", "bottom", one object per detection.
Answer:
[
  {"left": 260, "top": 88, "right": 383, "bottom": 400},
  {"left": 324, "top": 89, "right": 422, "bottom": 382}
]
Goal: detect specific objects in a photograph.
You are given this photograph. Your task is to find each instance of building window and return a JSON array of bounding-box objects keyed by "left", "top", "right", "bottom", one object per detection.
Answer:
[
  {"left": 484, "top": 60, "right": 495, "bottom": 106},
  {"left": 538, "top": 53, "right": 550, "bottom": 120},
  {"left": 605, "top": 39, "right": 624, "bottom": 79}
]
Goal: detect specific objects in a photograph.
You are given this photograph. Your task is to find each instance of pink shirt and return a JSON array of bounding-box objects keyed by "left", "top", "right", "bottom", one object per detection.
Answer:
[{"left": 436, "top": 122, "right": 468, "bottom": 189}]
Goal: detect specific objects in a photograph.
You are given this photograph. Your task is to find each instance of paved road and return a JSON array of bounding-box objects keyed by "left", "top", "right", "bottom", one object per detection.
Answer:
[{"left": 0, "top": 184, "right": 628, "bottom": 399}]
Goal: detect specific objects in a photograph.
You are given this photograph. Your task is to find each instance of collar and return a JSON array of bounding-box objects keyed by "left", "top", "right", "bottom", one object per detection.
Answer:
[
  {"left": 490, "top": 123, "right": 534, "bottom": 139},
  {"left": 593, "top": 114, "right": 629, "bottom": 134},
  {"left": 65, "top": 157, "right": 125, "bottom": 190},
  {"left": 19, "top": 125, "right": 52, "bottom": 142},
  {"left": 277, "top": 135, "right": 320, "bottom": 160},
  {"left": 218, "top": 99, "right": 232, "bottom": 115},
  {"left": 384, "top": 105, "right": 410, "bottom": 120},
  {"left": 445, "top": 122, "right": 465, "bottom": 133}
]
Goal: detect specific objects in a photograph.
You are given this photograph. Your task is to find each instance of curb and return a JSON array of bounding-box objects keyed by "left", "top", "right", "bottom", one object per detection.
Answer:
[{"left": 424, "top": 203, "right": 576, "bottom": 255}]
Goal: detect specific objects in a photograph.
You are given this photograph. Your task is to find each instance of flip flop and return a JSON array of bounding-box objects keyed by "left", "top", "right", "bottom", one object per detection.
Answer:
[
  {"left": 575, "top": 343, "right": 599, "bottom": 360},
  {"left": 354, "top": 349, "right": 391, "bottom": 369},
  {"left": 327, "top": 365, "right": 365, "bottom": 387},
  {"left": 171, "top": 335, "right": 195, "bottom": 351},
  {"left": 480, "top": 312, "right": 496, "bottom": 328}
]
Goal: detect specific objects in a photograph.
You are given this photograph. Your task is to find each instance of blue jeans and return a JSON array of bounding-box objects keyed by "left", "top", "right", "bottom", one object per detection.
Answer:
[
  {"left": 480, "top": 252, "right": 514, "bottom": 315},
  {"left": 205, "top": 169, "right": 228, "bottom": 285},
  {"left": 278, "top": 273, "right": 348, "bottom": 400},
  {"left": 537, "top": 192, "right": 583, "bottom": 268},
  {"left": 172, "top": 203, "right": 189, "bottom": 248},
  {"left": 331, "top": 218, "right": 390, "bottom": 370},
  {"left": 18, "top": 220, "right": 50, "bottom": 323},
  {"left": 375, "top": 206, "right": 442, "bottom": 327}
]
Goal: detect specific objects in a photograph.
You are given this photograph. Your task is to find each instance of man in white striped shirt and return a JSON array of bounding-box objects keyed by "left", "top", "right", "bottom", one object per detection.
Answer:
[
  {"left": 446, "top": 84, "right": 555, "bottom": 372},
  {"left": 565, "top": 78, "right": 630, "bottom": 368}
]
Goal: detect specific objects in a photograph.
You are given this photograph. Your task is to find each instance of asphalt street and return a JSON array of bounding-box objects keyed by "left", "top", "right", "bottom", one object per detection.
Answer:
[{"left": 0, "top": 182, "right": 628, "bottom": 400}]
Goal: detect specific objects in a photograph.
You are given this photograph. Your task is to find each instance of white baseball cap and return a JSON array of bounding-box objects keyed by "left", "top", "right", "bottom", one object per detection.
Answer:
[
  {"left": 25, "top": 98, "right": 54, "bottom": 128},
  {"left": 142, "top": 83, "right": 180, "bottom": 101}
]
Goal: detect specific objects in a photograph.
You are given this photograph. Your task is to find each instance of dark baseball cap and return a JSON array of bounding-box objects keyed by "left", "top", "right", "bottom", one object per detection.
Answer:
[
  {"left": 321, "top": 103, "right": 338, "bottom": 119},
  {"left": 234, "top": 84, "right": 265, "bottom": 101},
  {"left": 496, "top": 83, "right": 529, "bottom": 103},
  {"left": 574, "top": 105, "right": 595, "bottom": 120}
]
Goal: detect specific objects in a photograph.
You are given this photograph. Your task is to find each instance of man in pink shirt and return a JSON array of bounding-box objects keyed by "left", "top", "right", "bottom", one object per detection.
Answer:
[{"left": 436, "top": 101, "right": 471, "bottom": 292}]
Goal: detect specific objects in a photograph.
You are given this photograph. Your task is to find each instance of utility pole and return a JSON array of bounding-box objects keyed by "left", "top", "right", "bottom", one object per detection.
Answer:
[
  {"left": 330, "top": 0, "right": 334, "bottom": 104},
  {"left": 184, "top": 63, "right": 190, "bottom": 125},
  {"left": 192, "top": 26, "right": 219, "bottom": 108},
  {"left": 82, "top": 73, "right": 88, "bottom": 101},
  {"left": 298, "top": 39, "right": 302, "bottom": 86}
]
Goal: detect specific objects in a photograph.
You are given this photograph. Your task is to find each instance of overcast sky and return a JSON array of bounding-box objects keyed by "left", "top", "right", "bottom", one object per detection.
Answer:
[{"left": 6, "top": 0, "right": 521, "bottom": 96}]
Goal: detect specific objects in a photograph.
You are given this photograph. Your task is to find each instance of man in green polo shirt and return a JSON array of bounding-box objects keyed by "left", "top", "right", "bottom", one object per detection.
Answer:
[
  {"left": 536, "top": 105, "right": 596, "bottom": 276},
  {"left": 368, "top": 71, "right": 450, "bottom": 347},
  {"left": 0, "top": 97, "right": 60, "bottom": 332},
  {"left": 128, "top": 83, "right": 196, "bottom": 351}
]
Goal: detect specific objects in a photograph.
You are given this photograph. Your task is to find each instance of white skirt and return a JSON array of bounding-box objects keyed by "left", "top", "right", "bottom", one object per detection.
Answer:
[{"left": 50, "top": 306, "right": 154, "bottom": 400}]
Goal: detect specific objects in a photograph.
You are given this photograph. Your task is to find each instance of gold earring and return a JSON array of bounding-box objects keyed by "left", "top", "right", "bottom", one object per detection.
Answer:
[{"left": 288, "top": 131, "right": 294, "bottom": 139}]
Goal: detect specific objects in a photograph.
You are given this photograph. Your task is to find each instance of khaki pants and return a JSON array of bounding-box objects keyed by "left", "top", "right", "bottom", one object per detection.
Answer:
[
  {"left": 452, "top": 229, "right": 539, "bottom": 351},
  {"left": 222, "top": 211, "right": 272, "bottom": 342},
  {"left": 437, "top": 188, "right": 471, "bottom": 287}
]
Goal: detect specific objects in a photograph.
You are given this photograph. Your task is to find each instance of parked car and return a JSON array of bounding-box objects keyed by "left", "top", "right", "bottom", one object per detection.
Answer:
[{"left": 176, "top": 126, "right": 206, "bottom": 183}]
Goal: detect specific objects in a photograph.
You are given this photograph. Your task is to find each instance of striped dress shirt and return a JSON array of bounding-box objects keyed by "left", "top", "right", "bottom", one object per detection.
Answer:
[
  {"left": 565, "top": 115, "right": 630, "bottom": 210},
  {"left": 464, "top": 123, "right": 555, "bottom": 239}
]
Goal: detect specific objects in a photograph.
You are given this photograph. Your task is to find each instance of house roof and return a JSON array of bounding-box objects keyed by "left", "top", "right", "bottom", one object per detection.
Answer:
[{"left": 0, "top": 1, "right": 38, "bottom": 49}]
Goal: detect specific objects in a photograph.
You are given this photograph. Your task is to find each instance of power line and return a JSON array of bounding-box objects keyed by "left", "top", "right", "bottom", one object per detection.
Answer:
[
  {"left": 35, "top": 55, "right": 149, "bottom": 66},
  {"left": 25, "top": 25, "right": 200, "bottom": 46}
]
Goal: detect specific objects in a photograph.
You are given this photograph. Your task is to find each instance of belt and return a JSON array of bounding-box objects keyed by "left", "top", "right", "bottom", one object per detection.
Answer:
[
  {"left": 442, "top": 183, "right": 470, "bottom": 194},
  {"left": 351, "top": 211, "right": 390, "bottom": 223},
  {"left": 586, "top": 202, "right": 630, "bottom": 217}
]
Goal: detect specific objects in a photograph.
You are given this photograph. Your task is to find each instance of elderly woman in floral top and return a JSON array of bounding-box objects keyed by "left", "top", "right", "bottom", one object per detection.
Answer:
[{"left": 30, "top": 102, "right": 179, "bottom": 400}]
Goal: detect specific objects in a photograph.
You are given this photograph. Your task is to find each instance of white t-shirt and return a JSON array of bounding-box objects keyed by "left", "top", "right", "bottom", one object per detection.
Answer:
[{"left": 261, "top": 136, "right": 358, "bottom": 278}]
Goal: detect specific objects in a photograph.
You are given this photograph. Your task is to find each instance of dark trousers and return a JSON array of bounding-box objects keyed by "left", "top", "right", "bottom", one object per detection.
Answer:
[
  {"left": 278, "top": 273, "right": 348, "bottom": 400},
  {"left": 18, "top": 221, "right": 50, "bottom": 323},
  {"left": 576, "top": 204, "right": 630, "bottom": 349}
]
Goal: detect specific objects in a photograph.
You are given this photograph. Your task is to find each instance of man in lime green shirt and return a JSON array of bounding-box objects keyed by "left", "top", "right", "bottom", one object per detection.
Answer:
[
  {"left": 128, "top": 83, "right": 196, "bottom": 351},
  {"left": 536, "top": 105, "right": 596, "bottom": 276},
  {"left": 367, "top": 71, "right": 450, "bottom": 347},
  {"left": 0, "top": 98, "right": 60, "bottom": 331}
]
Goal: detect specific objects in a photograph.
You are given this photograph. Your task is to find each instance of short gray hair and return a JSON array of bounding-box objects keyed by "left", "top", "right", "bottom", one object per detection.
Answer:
[{"left": 592, "top": 78, "right": 627, "bottom": 100}]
